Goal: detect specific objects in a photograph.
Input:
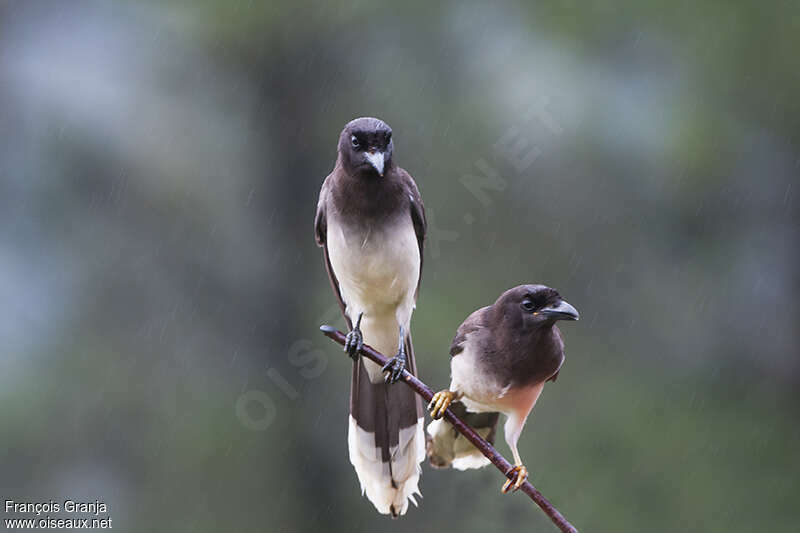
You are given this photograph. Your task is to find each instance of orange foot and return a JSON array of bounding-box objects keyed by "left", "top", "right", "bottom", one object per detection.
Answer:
[
  {"left": 502, "top": 464, "right": 528, "bottom": 493},
  {"left": 428, "top": 390, "right": 455, "bottom": 419}
]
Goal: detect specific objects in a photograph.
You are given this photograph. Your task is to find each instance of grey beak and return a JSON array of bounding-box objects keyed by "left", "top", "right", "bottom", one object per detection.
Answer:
[
  {"left": 364, "top": 151, "right": 384, "bottom": 177},
  {"left": 540, "top": 299, "right": 579, "bottom": 321}
]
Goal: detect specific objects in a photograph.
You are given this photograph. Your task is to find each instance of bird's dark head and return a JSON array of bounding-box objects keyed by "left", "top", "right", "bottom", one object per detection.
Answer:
[
  {"left": 338, "top": 117, "right": 394, "bottom": 178},
  {"left": 496, "top": 284, "right": 579, "bottom": 330}
]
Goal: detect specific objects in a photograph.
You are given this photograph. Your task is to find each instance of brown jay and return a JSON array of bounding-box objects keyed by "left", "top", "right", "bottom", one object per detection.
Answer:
[
  {"left": 426, "top": 284, "right": 578, "bottom": 492},
  {"left": 315, "top": 117, "right": 426, "bottom": 516}
]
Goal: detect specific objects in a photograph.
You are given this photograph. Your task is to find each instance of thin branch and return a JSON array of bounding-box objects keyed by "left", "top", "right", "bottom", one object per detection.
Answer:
[{"left": 319, "top": 325, "right": 579, "bottom": 533}]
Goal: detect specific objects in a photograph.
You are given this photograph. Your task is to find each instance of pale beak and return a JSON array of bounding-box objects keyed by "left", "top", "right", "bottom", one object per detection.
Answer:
[{"left": 364, "top": 151, "right": 385, "bottom": 177}]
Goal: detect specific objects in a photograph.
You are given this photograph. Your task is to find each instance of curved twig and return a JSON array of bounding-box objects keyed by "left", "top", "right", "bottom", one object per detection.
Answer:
[{"left": 319, "top": 325, "right": 579, "bottom": 533}]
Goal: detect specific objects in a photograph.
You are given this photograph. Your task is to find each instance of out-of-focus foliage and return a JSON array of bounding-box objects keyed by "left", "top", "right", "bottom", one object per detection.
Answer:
[{"left": 0, "top": 1, "right": 797, "bottom": 531}]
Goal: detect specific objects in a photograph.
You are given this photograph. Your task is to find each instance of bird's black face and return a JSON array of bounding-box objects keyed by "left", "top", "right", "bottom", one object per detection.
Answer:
[
  {"left": 501, "top": 285, "right": 579, "bottom": 330},
  {"left": 338, "top": 117, "right": 394, "bottom": 177}
]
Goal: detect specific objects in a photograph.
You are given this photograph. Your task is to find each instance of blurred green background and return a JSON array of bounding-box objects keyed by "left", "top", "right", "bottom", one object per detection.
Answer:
[{"left": 1, "top": 1, "right": 798, "bottom": 531}]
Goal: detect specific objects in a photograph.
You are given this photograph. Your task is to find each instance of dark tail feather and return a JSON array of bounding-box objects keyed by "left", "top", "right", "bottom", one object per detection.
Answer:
[
  {"left": 348, "top": 335, "right": 424, "bottom": 516},
  {"left": 426, "top": 401, "right": 499, "bottom": 470}
]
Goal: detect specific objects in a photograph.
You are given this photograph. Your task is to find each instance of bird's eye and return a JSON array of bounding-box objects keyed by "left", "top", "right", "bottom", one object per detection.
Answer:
[
  {"left": 386, "top": 132, "right": 392, "bottom": 143},
  {"left": 521, "top": 299, "right": 535, "bottom": 312},
  {"left": 351, "top": 135, "right": 360, "bottom": 148}
]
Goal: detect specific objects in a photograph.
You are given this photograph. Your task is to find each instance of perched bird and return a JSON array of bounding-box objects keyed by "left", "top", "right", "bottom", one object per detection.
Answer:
[
  {"left": 426, "top": 284, "right": 578, "bottom": 492},
  {"left": 314, "top": 117, "right": 427, "bottom": 516}
]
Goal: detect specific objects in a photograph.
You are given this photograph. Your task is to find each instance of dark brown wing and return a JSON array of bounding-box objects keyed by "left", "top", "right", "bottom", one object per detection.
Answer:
[
  {"left": 315, "top": 174, "right": 350, "bottom": 328},
  {"left": 449, "top": 306, "right": 489, "bottom": 356},
  {"left": 397, "top": 167, "right": 426, "bottom": 299}
]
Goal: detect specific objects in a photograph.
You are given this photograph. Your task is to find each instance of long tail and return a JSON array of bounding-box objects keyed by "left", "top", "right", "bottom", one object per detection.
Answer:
[
  {"left": 349, "top": 335, "right": 425, "bottom": 517},
  {"left": 426, "top": 401, "right": 499, "bottom": 470}
]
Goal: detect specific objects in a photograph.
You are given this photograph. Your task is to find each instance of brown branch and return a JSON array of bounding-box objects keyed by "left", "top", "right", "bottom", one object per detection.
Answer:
[{"left": 319, "top": 325, "right": 579, "bottom": 533}]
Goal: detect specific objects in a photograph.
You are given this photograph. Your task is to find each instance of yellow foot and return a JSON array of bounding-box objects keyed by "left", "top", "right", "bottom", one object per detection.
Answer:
[
  {"left": 502, "top": 464, "right": 528, "bottom": 493},
  {"left": 427, "top": 390, "right": 455, "bottom": 419}
]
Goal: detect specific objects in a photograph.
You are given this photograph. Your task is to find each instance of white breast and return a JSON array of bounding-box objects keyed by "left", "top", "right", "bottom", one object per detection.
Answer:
[
  {"left": 327, "top": 215, "right": 420, "bottom": 381},
  {"left": 450, "top": 334, "right": 511, "bottom": 413},
  {"left": 451, "top": 335, "right": 548, "bottom": 422},
  {"left": 327, "top": 216, "right": 419, "bottom": 321}
]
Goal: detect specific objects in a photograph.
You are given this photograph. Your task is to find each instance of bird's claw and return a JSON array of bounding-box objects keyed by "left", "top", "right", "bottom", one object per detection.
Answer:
[
  {"left": 343, "top": 328, "right": 363, "bottom": 360},
  {"left": 382, "top": 354, "right": 406, "bottom": 384},
  {"left": 427, "top": 390, "right": 455, "bottom": 419},
  {"left": 502, "top": 464, "right": 528, "bottom": 494}
]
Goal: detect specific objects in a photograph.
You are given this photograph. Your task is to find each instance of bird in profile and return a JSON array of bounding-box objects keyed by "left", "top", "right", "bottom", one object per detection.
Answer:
[
  {"left": 315, "top": 117, "right": 427, "bottom": 516},
  {"left": 426, "top": 284, "right": 578, "bottom": 492}
]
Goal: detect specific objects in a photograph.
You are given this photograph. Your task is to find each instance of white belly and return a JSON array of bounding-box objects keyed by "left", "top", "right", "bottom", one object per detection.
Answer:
[{"left": 327, "top": 216, "right": 420, "bottom": 381}]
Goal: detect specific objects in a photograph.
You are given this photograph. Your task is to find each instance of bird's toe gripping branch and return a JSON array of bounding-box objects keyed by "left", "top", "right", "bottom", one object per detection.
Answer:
[
  {"left": 381, "top": 353, "right": 406, "bottom": 384},
  {"left": 343, "top": 313, "right": 364, "bottom": 360},
  {"left": 428, "top": 390, "right": 457, "bottom": 419},
  {"left": 382, "top": 325, "right": 407, "bottom": 384},
  {"left": 502, "top": 464, "right": 529, "bottom": 494}
]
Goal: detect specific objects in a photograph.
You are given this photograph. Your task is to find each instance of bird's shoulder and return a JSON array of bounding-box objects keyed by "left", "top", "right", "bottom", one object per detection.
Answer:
[
  {"left": 392, "top": 166, "right": 423, "bottom": 205},
  {"left": 449, "top": 306, "right": 490, "bottom": 357},
  {"left": 392, "top": 165, "right": 426, "bottom": 239},
  {"left": 314, "top": 170, "right": 338, "bottom": 246}
]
